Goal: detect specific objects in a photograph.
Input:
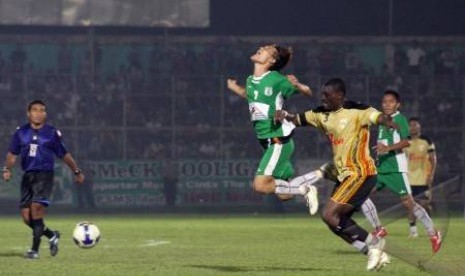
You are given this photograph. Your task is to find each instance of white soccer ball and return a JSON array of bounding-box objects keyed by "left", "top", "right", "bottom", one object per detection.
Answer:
[{"left": 72, "top": 221, "right": 101, "bottom": 249}]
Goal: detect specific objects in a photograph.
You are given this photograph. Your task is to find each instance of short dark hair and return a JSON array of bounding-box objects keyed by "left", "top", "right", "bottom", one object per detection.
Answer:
[
  {"left": 28, "top": 100, "right": 46, "bottom": 111},
  {"left": 384, "top": 90, "right": 401, "bottom": 102},
  {"left": 324, "top": 78, "right": 346, "bottom": 96},
  {"left": 269, "top": 45, "right": 293, "bottom": 72}
]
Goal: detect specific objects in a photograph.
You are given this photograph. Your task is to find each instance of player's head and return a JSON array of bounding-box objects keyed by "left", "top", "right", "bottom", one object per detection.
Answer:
[
  {"left": 322, "top": 78, "right": 345, "bottom": 111},
  {"left": 409, "top": 117, "right": 421, "bottom": 136},
  {"left": 250, "top": 44, "right": 292, "bottom": 72},
  {"left": 382, "top": 90, "right": 400, "bottom": 116},
  {"left": 27, "top": 100, "right": 47, "bottom": 126}
]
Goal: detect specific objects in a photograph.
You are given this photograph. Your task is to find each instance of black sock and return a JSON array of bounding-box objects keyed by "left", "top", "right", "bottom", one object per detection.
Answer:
[
  {"left": 43, "top": 227, "right": 55, "bottom": 239},
  {"left": 409, "top": 221, "right": 416, "bottom": 227},
  {"left": 27, "top": 220, "right": 54, "bottom": 239},
  {"left": 329, "top": 217, "right": 368, "bottom": 245},
  {"left": 31, "top": 219, "right": 45, "bottom": 252}
]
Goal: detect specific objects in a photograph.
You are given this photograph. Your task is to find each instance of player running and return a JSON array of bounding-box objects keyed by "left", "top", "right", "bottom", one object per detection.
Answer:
[
  {"left": 275, "top": 78, "right": 394, "bottom": 271},
  {"left": 405, "top": 117, "right": 437, "bottom": 219},
  {"left": 360, "top": 91, "right": 442, "bottom": 253}
]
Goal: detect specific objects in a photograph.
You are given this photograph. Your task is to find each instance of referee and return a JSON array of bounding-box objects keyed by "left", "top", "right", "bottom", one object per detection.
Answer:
[{"left": 2, "top": 100, "right": 85, "bottom": 259}]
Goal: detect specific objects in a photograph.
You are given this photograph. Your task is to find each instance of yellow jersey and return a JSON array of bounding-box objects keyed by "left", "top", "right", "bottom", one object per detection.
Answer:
[
  {"left": 298, "top": 104, "right": 381, "bottom": 181},
  {"left": 404, "top": 135, "right": 435, "bottom": 186}
]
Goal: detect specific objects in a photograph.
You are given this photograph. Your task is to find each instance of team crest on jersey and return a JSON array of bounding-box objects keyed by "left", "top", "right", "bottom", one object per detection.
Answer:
[
  {"left": 264, "top": 87, "right": 273, "bottom": 96},
  {"left": 339, "top": 118, "right": 348, "bottom": 129}
]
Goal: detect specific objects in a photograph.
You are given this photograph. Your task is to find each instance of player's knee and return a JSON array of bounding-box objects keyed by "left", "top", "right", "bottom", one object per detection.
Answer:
[
  {"left": 253, "top": 178, "right": 273, "bottom": 194},
  {"left": 321, "top": 209, "right": 338, "bottom": 228}
]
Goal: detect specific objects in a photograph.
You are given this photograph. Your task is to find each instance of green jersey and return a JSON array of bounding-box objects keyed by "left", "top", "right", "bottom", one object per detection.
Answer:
[
  {"left": 377, "top": 111, "right": 409, "bottom": 173},
  {"left": 246, "top": 71, "right": 298, "bottom": 139}
]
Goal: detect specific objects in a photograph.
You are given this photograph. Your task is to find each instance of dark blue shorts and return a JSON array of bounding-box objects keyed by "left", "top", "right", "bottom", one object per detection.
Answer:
[{"left": 20, "top": 171, "right": 54, "bottom": 208}]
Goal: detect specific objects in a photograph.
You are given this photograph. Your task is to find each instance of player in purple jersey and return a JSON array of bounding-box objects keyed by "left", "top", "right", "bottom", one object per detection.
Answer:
[{"left": 2, "top": 100, "right": 85, "bottom": 259}]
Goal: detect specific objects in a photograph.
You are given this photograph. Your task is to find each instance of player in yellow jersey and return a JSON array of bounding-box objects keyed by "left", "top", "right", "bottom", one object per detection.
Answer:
[
  {"left": 275, "top": 78, "right": 394, "bottom": 271},
  {"left": 404, "top": 117, "right": 437, "bottom": 234}
]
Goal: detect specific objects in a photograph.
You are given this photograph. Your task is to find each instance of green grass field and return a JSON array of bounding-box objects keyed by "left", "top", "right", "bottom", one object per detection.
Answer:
[{"left": 1, "top": 214, "right": 463, "bottom": 276}]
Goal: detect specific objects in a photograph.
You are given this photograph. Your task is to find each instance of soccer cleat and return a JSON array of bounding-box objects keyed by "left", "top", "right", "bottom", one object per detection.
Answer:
[
  {"left": 300, "top": 184, "right": 319, "bottom": 215},
  {"left": 430, "top": 229, "right": 442, "bottom": 253},
  {"left": 375, "top": 252, "right": 391, "bottom": 271},
  {"left": 372, "top": 227, "right": 388, "bottom": 238},
  {"left": 409, "top": 226, "right": 418, "bottom": 238},
  {"left": 24, "top": 250, "right": 39, "bottom": 259},
  {"left": 366, "top": 237, "right": 386, "bottom": 271},
  {"left": 49, "top": 231, "right": 61, "bottom": 257},
  {"left": 367, "top": 248, "right": 382, "bottom": 271}
]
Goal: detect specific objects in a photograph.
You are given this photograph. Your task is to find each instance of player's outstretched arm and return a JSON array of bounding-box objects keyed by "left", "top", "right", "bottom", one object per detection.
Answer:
[
  {"left": 62, "top": 153, "right": 85, "bottom": 184},
  {"left": 287, "top": 75, "right": 312, "bottom": 96},
  {"left": 274, "top": 110, "right": 300, "bottom": 125},
  {"left": 226, "top": 78, "right": 246, "bottom": 98},
  {"left": 2, "top": 152, "right": 16, "bottom": 182}
]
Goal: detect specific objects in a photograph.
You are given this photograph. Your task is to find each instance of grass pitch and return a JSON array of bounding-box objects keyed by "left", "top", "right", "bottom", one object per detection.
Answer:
[{"left": 0, "top": 214, "right": 463, "bottom": 276}]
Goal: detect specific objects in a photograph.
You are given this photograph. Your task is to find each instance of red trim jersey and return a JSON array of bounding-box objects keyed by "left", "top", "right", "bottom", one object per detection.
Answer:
[{"left": 298, "top": 103, "right": 381, "bottom": 181}]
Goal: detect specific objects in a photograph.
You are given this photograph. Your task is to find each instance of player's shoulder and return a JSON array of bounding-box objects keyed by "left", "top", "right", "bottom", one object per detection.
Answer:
[
  {"left": 394, "top": 111, "right": 408, "bottom": 121},
  {"left": 268, "top": 71, "right": 288, "bottom": 82},
  {"left": 44, "top": 124, "right": 63, "bottom": 136},
  {"left": 343, "top": 100, "right": 371, "bottom": 110},
  {"left": 419, "top": 135, "right": 434, "bottom": 144},
  {"left": 15, "top": 123, "right": 29, "bottom": 132},
  {"left": 309, "top": 105, "right": 329, "bottom": 113}
]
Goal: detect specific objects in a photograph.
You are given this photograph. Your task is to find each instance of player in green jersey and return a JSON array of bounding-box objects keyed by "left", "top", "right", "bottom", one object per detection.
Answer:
[
  {"left": 360, "top": 90, "right": 442, "bottom": 253},
  {"left": 227, "top": 44, "right": 319, "bottom": 213}
]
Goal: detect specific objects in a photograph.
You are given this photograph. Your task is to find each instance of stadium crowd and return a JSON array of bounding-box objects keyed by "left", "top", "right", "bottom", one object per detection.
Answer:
[{"left": 0, "top": 37, "right": 462, "bottom": 183}]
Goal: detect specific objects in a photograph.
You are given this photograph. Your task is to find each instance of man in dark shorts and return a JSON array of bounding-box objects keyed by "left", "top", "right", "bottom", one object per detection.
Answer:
[
  {"left": 276, "top": 78, "right": 397, "bottom": 271},
  {"left": 2, "top": 100, "right": 85, "bottom": 259}
]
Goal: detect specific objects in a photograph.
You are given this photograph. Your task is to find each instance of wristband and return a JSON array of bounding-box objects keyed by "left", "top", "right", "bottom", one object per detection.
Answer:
[{"left": 74, "top": 169, "right": 82, "bottom": 175}]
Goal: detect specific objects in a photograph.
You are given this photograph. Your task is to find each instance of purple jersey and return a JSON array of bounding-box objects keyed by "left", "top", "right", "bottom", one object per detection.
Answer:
[{"left": 8, "top": 123, "right": 68, "bottom": 172}]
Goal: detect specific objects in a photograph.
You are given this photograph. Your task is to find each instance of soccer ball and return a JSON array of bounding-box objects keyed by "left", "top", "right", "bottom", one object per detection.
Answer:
[{"left": 72, "top": 221, "right": 101, "bottom": 249}]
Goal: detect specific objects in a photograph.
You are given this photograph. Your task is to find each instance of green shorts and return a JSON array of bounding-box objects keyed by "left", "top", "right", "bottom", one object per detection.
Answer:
[
  {"left": 256, "top": 139, "right": 295, "bottom": 180},
  {"left": 376, "top": 172, "right": 412, "bottom": 196}
]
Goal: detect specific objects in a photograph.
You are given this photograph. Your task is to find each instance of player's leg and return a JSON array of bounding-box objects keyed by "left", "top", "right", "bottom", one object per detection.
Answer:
[
  {"left": 19, "top": 173, "right": 39, "bottom": 259},
  {"left": 360, "top": 176, "right": 386, "bottom": 237},
  {"left": 408, "top": 186, "right": 422, "bottom": 237},
  {"left": 254, "top": 140, "right": 298, "bottom": 196},
  {"left": 30, "top": 172, "right": 61, "bottom": 257},
  {"left": 412, "top": 186, "right": 432, "bottom": 215},
  {"left": 323, "top": 175, "right": 387, "bottom": 271},
  {"left": 391, "top": 173, "right": 441, "bottom": 252},
  {"left": 360, "top": 197, "right": 387, "bottom": 237},
  {"left": 400, "top": 194, "right": 441, "bottom": 252},
  {"left": 286, "top": 162, "right": 339, "bottom": 214}
]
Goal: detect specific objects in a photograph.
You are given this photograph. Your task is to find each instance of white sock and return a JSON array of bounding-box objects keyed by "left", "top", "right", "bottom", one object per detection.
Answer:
[
  {"left": 288, "top": 170, "right": 323, "bottom": 194},
  {"left": 361, "top": 198, "right": 382, "bottom": 229},
  {"left": 351, "top": 240, "right": 368, "bottom": 254},
  {"left": 413, "top": 203, "right": 436, "bottom": 236},
  {"left": 274, "top": 179, "right": 301, "bottom": 195}
]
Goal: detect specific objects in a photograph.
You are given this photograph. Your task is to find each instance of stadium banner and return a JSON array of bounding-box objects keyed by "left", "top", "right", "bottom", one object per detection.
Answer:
[
  {"left": 85, "top": 159, "right": 328, "bottom": 208},
  {"left": 0, "top": 159, "right": 327, "bottom": 208}
]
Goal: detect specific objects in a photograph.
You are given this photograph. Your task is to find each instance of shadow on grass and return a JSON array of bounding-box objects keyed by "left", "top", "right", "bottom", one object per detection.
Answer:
[
  {"left": 0, "top": 251, "right": 24, "bottom": 258},
  {"left": 332, "top": 249, "right": 362, "bottom": 255},
  {"left": 188, "top": 264, "right": 333, "bottom": 273}
]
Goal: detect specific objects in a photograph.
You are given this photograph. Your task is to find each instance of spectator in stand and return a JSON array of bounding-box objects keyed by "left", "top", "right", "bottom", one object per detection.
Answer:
[{"left": 405, "top": 41, "right": 426, "bottom": 75}]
